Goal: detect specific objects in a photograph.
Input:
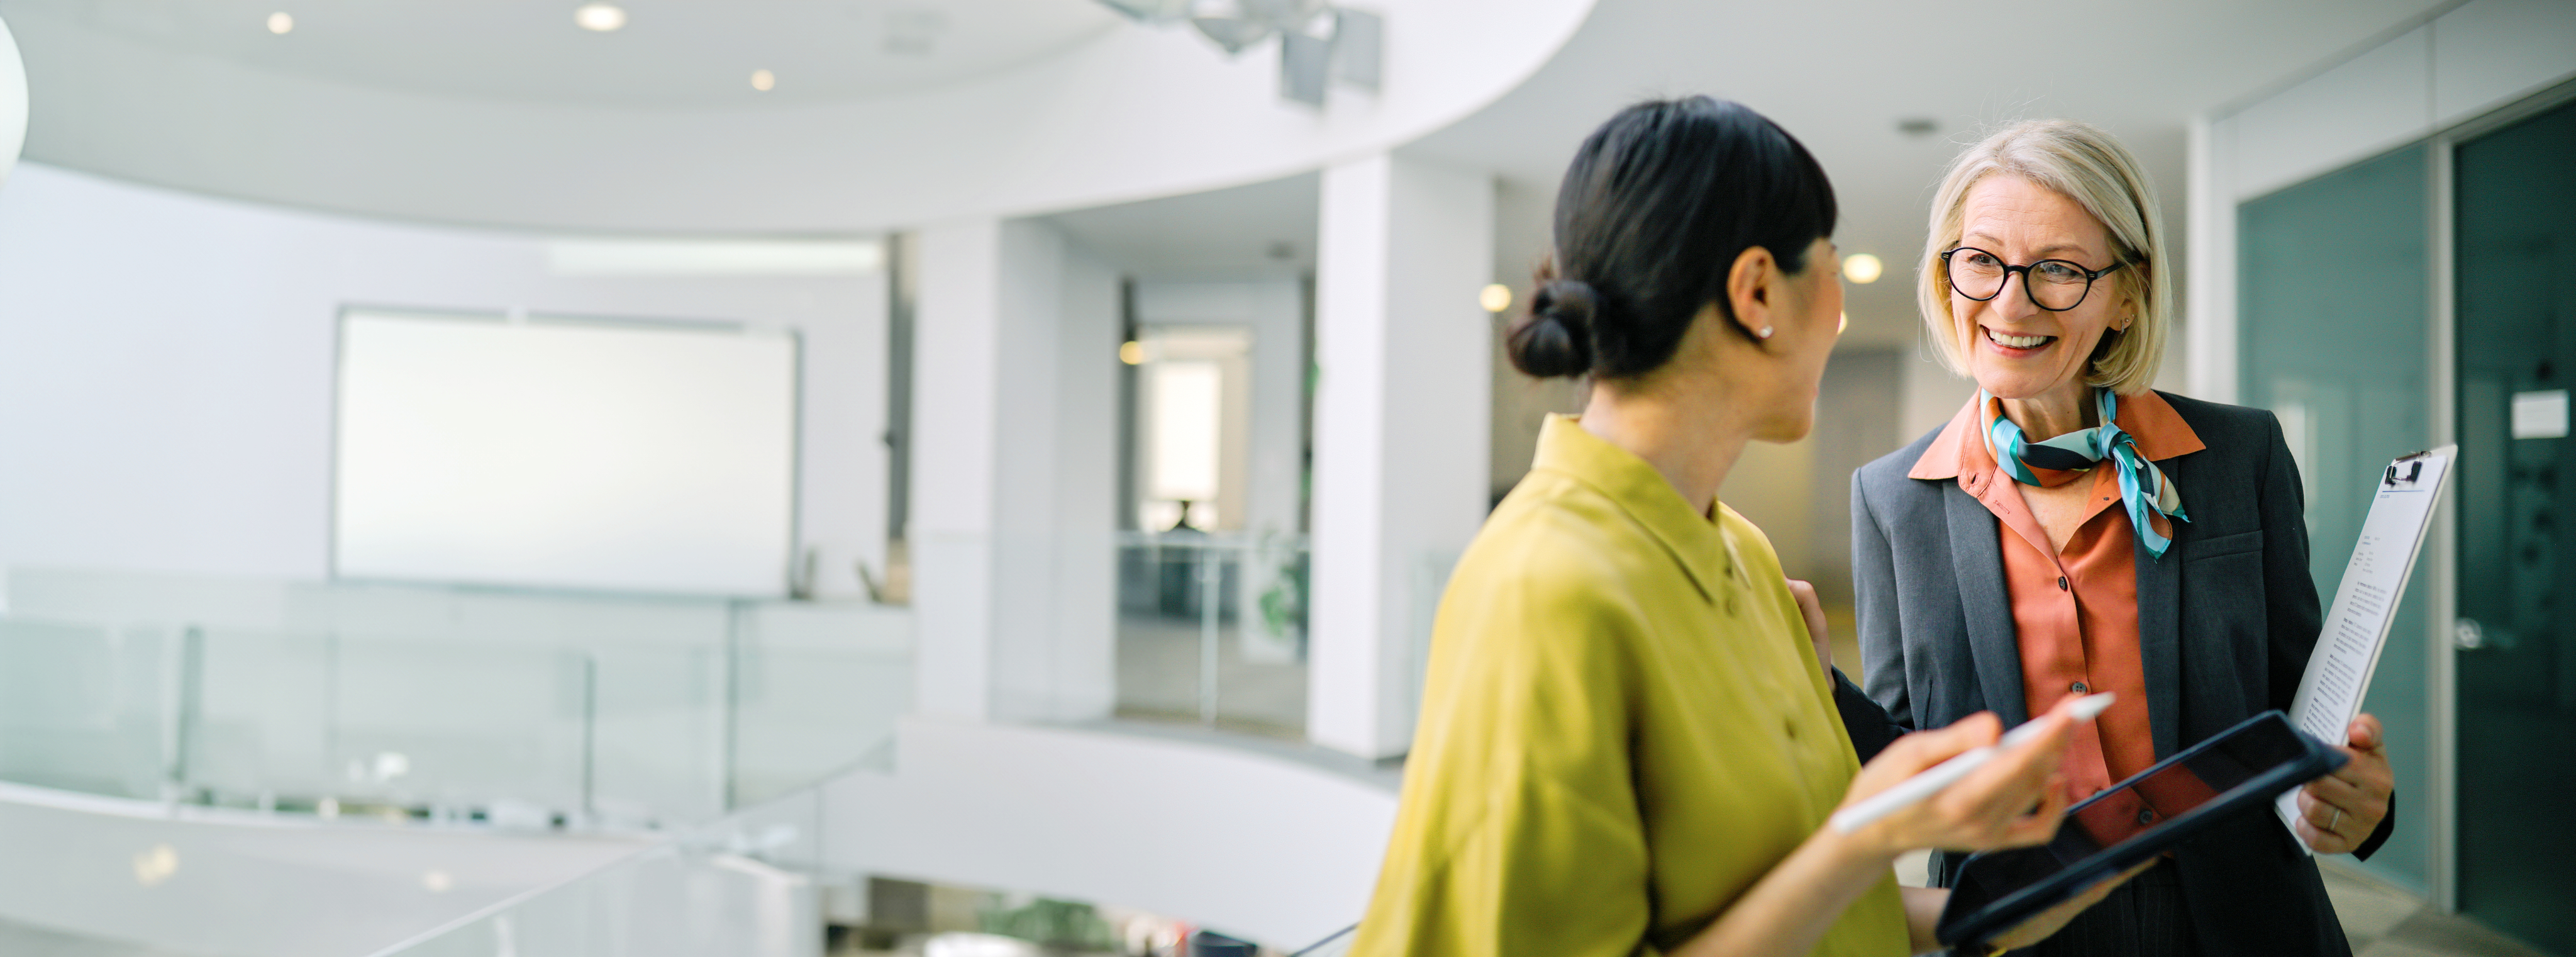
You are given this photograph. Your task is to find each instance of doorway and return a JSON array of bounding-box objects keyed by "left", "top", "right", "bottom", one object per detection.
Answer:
[{"left": 2453, "top": 94, "right": 2576, "bottom": 956}]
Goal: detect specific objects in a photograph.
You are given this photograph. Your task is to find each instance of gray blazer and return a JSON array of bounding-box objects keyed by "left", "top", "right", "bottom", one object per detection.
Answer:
[{"left": 1843, "top": 390, "right": 2387, "bottom": 957}]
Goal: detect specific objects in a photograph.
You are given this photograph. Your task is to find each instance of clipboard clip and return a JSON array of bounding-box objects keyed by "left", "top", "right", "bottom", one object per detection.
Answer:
[{"left": 2384, "top": 451, "right": 2433, "bottom": 488}]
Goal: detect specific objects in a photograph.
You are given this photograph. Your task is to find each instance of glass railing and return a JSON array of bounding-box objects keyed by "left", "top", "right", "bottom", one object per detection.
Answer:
[
  {"left": 0, "top": 566, "right": 911, "bottom": 831},
  {"left": 365, "top": 842, "right": 821, "bottom": 957},
  {"left": 1113, "top": 532, "right": 1309, "bottom": 737},
  {"left": 1292, "top": 925, "right": 1356, "bottom": 957}
]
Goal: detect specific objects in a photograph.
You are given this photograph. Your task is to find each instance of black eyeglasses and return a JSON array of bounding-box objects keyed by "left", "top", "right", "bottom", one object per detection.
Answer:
[{"left": 1941, "top": 246, "right": 2129, "bottom": 311}]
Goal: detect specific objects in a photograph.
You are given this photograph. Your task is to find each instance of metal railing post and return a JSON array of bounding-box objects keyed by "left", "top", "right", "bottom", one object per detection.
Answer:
[
  {"left": 160, "top": 625, "right": 203, "bottom": 806},
  {"left": 580, "top": 652, "right": 598, "bottom": 824},
  {"left": 1199, "top": 545, "right": 1219, "bottom": 727}
]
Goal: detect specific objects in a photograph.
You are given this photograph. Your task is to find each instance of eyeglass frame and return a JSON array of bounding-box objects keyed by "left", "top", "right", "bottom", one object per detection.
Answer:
[{"left": 1938, "top": 246, "right": 2131, "bottom": 312}]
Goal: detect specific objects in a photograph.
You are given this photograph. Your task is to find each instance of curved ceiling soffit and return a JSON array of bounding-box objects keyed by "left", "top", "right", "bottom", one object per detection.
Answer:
[
  {"left": 13, "top": 0, "right": 1597, "bottom": 234},
  {"left": 0, "top": 15, "right": 25, "bottom": 189}
]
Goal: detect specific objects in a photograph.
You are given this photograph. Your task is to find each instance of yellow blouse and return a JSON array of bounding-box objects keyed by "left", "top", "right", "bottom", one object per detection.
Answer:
[{"left": 1350, "top": 415, "right": 1908, "bottom": 957}]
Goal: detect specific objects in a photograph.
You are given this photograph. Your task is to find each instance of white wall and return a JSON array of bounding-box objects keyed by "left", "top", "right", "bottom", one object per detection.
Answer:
[
  {"left": 0, "top": 164, "right": 891, "bottom": 596},
  {"left": 789, "top": 719, "right": 1397, "bottom": 951}
]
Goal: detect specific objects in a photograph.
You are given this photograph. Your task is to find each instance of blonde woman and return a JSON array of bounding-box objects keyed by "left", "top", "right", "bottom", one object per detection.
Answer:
[{"left": 1850, "top": 120, "right": 2396, "bottom": 956}]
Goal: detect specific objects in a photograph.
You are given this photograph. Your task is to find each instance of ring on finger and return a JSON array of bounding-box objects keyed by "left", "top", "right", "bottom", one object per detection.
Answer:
[{"left": 2329, "top": 807, "right": 2343, "bottom": 832}]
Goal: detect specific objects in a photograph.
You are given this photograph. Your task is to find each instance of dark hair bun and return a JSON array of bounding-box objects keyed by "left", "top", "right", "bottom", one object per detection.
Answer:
[{"left": 1509, "top": 279, "right": 1598, "bottom": 378}]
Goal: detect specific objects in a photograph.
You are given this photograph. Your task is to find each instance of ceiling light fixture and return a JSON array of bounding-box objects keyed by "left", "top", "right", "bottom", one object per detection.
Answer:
[
  {"left": 574, "top": 2, "right": 626, "bottom": 32},
  {"left": 267, "top": 12, "right": 294, "bottom": 34},
  {"left": 1843, "top": 253, "right": 1884, "bottom": 284},
  {"left": 1479, "top": 284, "right": 1513, "bottom": 313},
  {"left": 1091, "top": 0, "right": 1379, "bottom": 107},
  {"left": 750, "top": 69, "right": 776, "bottom": 91}
]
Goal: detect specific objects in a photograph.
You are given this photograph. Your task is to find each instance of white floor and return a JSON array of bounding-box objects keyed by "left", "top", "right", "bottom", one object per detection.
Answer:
[
  {"left": 2320, "top": 862, "right": 2553, "bottom": 957},
  {"left": 0, "top": 919, "right": 192, "bottom": 957}
]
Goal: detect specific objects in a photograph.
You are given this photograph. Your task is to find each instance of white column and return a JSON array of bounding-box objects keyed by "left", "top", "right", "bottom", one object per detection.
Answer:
[
  {"left": 2185, "top": 114, "right": 2239, "bottom": 404},
  {"left": 911, "top": 217, "right": 1120, "bottom": 723},
  {"left": 1308, "top": 154, "right": 1495, "bottom": 759}
]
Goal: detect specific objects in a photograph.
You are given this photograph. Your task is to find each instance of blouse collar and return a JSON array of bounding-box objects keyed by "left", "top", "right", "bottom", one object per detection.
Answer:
[{"left": 1530, "top": 414, "right": 1738, "bottom": 602}]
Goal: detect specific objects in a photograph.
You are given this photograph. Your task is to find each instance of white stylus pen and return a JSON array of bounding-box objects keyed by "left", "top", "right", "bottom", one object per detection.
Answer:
[{"left": 1829, "top": 692, "right": 2117, "bottom": 834}]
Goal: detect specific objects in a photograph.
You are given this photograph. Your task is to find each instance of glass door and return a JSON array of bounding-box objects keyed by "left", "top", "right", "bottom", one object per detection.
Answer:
[
  {"left": 2453, "top": 94, "right": 2576, "bottom": 956},
  {"left": 2239, "top": 144, "right": 2434, "bottom": 893}
]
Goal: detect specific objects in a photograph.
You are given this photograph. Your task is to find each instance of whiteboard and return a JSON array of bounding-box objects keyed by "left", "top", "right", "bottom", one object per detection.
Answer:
[{"left": 335, "top": 311, "right": 797, "bottom": 595}]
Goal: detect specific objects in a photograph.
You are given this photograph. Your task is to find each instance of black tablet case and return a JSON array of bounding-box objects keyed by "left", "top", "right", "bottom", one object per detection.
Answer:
[{"left": 1935, "top": 710, "right": 2346, "bottom": 948}]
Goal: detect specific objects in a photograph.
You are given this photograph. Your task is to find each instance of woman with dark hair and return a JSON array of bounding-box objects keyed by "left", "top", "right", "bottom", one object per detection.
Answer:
[{"left": 1349, "top": 98, "right": 2120, "bottom": 957}]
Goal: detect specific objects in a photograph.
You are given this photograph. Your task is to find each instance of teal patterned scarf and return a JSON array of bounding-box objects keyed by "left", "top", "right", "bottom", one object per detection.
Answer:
[{"left": 1981, "top": 388, "right": 2189, "bottom": 560}]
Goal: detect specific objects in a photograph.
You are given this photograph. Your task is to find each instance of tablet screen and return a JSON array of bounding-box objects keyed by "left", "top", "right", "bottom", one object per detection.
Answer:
[{"left": 1942, "top": 711, "right": 2330, "bottom": 939}]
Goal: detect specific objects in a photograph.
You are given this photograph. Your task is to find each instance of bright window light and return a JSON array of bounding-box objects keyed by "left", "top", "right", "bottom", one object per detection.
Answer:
[
  {"left": 335, "top": 311, "right": 797, "bottom": 595},
  {"left": 1146, "top": 361, "right": 1222, "bottom": 504}
]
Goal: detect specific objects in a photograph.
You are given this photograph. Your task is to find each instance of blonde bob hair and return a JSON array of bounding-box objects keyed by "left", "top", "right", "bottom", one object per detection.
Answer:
[{"left": 1918, "top": 119, "right": 2170, "bottom": 395}]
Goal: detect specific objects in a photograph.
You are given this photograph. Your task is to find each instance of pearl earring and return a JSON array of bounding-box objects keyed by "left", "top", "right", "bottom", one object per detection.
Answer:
[{"left": 1755, "top": 325, "right": 1775, "bottom": 340}]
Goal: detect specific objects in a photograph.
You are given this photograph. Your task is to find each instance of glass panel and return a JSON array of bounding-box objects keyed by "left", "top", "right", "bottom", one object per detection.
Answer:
[
  {"left": 0, "top": 568, "right": 916, "bottom": 832},
  {"left": 1114, "top": 534, "right": 1309, "bottom": 737},
  {"left": 332, "top": 639, "right": 586, "bottom": 813},
  {"left": 2238, "top": 143, "right": 2433, "bottom": 892},
  {"left": 2453, "top": 94, "right": 2576, "bottom": 956},
  {"left": 191, "top": 628, "right": 333, "bottom": 804},
  {"left": 0, "top": 619, "right": 164, "bottom": 798},
  {"left": 732, "top": 605, "right": 914, "bottom": 806}
]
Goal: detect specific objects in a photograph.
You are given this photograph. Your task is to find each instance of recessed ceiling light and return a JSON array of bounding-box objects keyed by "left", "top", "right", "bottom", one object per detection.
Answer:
[
  {"left": 1479, "top": 283, "right": 1513, "bottom": 313},
  {"left": 267, "top": 12, "right": 294, "bottom": 34},
  {"left": 574, "top": 2, "right": 627, "bottom": 32},
  {"left": 750, "top": 69, "right": 776, "bottom": 92},
  {"left": 1897, "top": 118, "right": 1940, "bottom": 138},
  {"left": 1843, "top": 253, "right": 1884, "bottom": 284}
]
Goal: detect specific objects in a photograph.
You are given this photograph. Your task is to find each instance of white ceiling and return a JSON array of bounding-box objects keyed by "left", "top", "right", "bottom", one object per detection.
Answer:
[
  {"left": 1048, "top": 172, "right": 1320, "bottom": 281},
  {"left": 1404, "top": 0, "right": 2460, "bottom": 346},
  {"left": 0, "top": 0, "right": 1121, "bottom": 105}
]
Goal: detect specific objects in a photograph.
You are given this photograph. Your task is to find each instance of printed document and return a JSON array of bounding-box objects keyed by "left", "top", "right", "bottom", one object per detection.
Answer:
[{"left": 2275, "top": 446, "right": 2454, "bottom": 846}]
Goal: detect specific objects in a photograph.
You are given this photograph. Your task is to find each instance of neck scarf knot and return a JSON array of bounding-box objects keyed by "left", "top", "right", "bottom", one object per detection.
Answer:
[{"left": 1981, "top": 388, "right": 2189, "bottom": 560}]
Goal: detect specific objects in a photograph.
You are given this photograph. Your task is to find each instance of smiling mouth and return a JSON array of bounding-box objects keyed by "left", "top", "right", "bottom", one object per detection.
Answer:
[{"left": 1985, "top": 327, "right": 2057, "bottom": 351}]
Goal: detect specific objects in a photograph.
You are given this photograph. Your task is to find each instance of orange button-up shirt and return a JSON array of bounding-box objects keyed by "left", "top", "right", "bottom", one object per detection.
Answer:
[{"left": 1909, "top": 391, "right": 2204, "bottom": 846}]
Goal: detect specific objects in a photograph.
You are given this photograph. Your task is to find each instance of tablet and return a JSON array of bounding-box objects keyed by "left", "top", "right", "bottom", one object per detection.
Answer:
[{"left": 1933, "top": 710, "right": 2346, "bottom": 949}]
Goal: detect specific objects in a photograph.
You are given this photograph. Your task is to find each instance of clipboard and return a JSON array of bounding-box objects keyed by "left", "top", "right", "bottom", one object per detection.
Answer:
[{"left": 2274, "top": 446, "right": 2454, "bottom": 846}]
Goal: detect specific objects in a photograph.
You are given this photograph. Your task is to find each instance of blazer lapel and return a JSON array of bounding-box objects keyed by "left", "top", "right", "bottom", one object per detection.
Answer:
[
  {"left": 2137, "top": 472, "right": 2187, "bottom": 760},
  {"left": 1943, "top": 484, "right": 2029, "bottom": 727}
]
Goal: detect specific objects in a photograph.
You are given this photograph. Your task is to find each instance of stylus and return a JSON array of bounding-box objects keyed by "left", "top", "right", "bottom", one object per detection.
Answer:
[{"left": 1829, "top": 693, "right": 2116, "bottom": 834}]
